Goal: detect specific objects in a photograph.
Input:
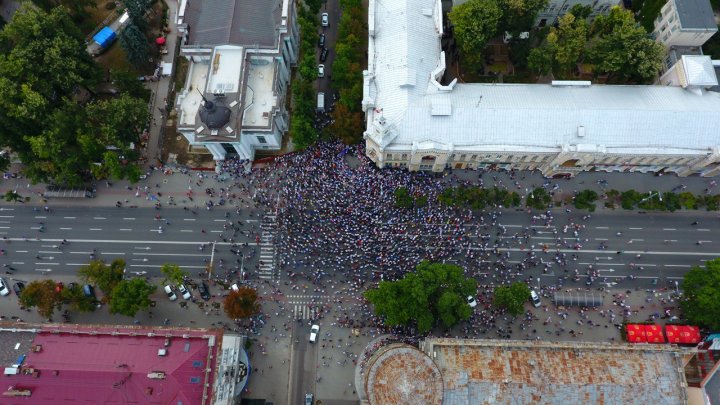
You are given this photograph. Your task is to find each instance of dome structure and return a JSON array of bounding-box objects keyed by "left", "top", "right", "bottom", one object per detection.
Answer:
[{"left": 199, "top": 97, "right": 231, "bottom": 130}]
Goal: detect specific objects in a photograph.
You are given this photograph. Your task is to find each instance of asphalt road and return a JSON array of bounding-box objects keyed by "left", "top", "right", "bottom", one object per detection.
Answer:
[
  {"left": 288, "top": 321, "right": 319, "bottom": 405},
  {"left": 0, "top": 206, "right": 277, "bottom": 280}
]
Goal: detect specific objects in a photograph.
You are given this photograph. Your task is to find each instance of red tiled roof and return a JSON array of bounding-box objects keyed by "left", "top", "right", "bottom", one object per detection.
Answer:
[{"left": 0, "top": 325, "right": 220, "bottom": 404}]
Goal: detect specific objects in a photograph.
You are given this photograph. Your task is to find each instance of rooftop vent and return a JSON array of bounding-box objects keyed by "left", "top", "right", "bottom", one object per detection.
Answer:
[
  {"left": 158, "top": 348, "right": 167, "bottom": 356},
  {"left": 577, "top": 126, "right": 585, "bottom": 137},
  {"left": 147, "top": 371, "right": 166, "bottom": 379}
]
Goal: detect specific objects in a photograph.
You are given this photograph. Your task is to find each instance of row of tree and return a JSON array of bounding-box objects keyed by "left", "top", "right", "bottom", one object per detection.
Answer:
[
  {"left": 19, "top": 260, "right": 262, "bottom": 321},
  {"left": 364, "top": 262, "right": 533, "bottom": 333},
  {"left": 0, "top": 5, "right": 150, "bottom": 186},
  {"left": 438, "top": 186, "right": 522, "bottom": 210},
  {"left": 527, "top": 6, "right": 664, "bottom": 82},
  {"left": 326, "top": 0, "right": 366, "bottom": 144},
  {"left": 289, "top": 2, "right": 323, "bottom": 150}
]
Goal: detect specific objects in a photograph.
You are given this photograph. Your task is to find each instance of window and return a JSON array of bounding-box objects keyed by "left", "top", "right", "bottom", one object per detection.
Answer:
[
  {"left": 560, "top": 4, "right": 569, "bottom": 12},
  {"left": 257, "top": 136, "right": 267, "bottom": 144},
  {"left": 460, "top": 154, "right": 466, "bottom": 161},
  {"left": 450, "top": 154, "right": 456, "bottom": 160},
  {"left": 386, "top": 153, "right": 393, "bottom": 160},
  {"left": 471, "top": 155, "right": 477, "bottom": 160},
  {"left": 485, "top": 154, "right": 492, "bottom": 158},
  {"left": 402, "top": 153, "right": 408, "bottom": 160}
]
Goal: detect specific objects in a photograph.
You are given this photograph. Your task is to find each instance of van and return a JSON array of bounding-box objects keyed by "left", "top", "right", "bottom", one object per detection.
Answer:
[
  {"left": 83, "top": 284, "right": 95, "bottom": 298},
  {"left": 317, "top": 92, "right": 325, "bottom": 112}
]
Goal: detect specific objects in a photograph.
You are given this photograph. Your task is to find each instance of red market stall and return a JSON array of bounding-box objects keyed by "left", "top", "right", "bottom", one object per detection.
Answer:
[
  {"left": 644, "top": 324, "right": 666, "bottom": 343},
  {"left": 666, "top": 325, "right": 701, "bottom": 344},
  {"left": 626, "top": 324, "right": 647, "bottom": 343}
]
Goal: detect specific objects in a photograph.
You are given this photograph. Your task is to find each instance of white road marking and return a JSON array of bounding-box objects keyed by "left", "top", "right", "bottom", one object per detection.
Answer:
[
  {"left": 123, "top": 218, "right": 136, "bottom": 220},
  {"left": 34, "top": 216, "right": 46, "bottom": 219},
  {"left": 128, "top": 264, "right": 207, "bottom": 269},
  {"left": 11, "top": 262, "right": 24, "bottom": 265},
  {"left": 183, "top": 219, "right": 196, "bottom": 221},
  {"left": 214, "top": 219, "right": 226, "bottom": 222},
  {"left": 93, "top": 217, "right": 106, "bottom": 220},
  {"left": 500, "top": 224, "right": 522, "bottom": 228},
  {"left": 69, "top": 251, "right": 91, "bottom": 254},
  {"left": 0, "top": 227, "right": 10, "bottom": 229},
  {"left": 103, "top": 252, "right": 126, "bottom": 255},
  {"left": 698, "top": 229, "right": 711, "bottom": 232},
  {"left": 180, "top": 230, "right": 193, "bottom": 233},
  {"left": 64, "top": 216, "right": 76, "bottom": 219},
  {"left": 595, "top": 238, "right": 608, "bottom": 241},
  {"left": 0, "top": 215, "right": 14, "bottom": 218},
  {"left": 665, "top": 264, "right": 691, "bottom": 268},
  {"left": 38, "top": 251, "right": 60, "bottom": 254},
  {"left": 89, "top": 228, "right": 102, "bottom": 231},
  {"left": 120, "top": 229, "right": 132, "bottom": 231},
  {"left": 663, "top": 228, "right": 676, "bottom": 231},
  {"left": 595, "top": 226, "right": 609, "bottom": 229},
  {"left": 16, "top": 250, "right": 28, "bottom": 253},
  {"left": 35, "top": 262, "right": 59, "bottom": 265},
  {"left": 211, "top": 230, "right": 222, "bottom": 233},
  {"left": 629, "top": 227, "right": 643, "bottom": 230},
  {"left": 60, "top": 227, "right": 72, "bottom": 230},
  {"left": 67, "top": 263, "right": 89, "bottom": 266},
  {"left": 132, "top": 252, "right": 207, "bottom": 257}
]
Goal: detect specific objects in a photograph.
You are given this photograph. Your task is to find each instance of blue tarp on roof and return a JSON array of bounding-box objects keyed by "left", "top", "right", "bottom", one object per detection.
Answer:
[{"left": 93, "top": 26, "right": 116, "bottom": 48}]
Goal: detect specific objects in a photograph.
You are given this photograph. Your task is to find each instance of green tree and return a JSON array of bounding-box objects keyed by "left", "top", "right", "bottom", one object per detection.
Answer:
[
  {"left": 87, "top": 94, "right": 149, "bottom": 149},
  {"left": 680, "top": 259, "right": 720, "bottom": 330},
  {"left": 61, "top": 283, "right": 97, "bottom": 312},
  {"left": 394, "top": 187, "right": 414, "bottom": 209},
  {"left": 493, "top": 282, "right": 530, "bottom": 315},
  {"left": 110, "top": 69, "right": 152, "bottom": 99},
  {"left": 3, "top": 190, "right": 23, "bottom": 203},
  {"left": 19, "top": 280, "right": 60, "bottom": 318},
  {"left": 160, "top": 264, "right": 189, "bottom": 286},
  {"left": 78, "top": 259, "right": 125, "bottom": 297},
  {"left": 546, "top": 13, "right": 588, "bottom": 76},
  {"left": 574, "top": 189, "right": 598, "bottom": 211},
  {"left": 498, "top": 0, "right": 549, "bottom": 34},
  {"left": 109, "top": 278, "right": 156, "bottom": 317},
  {"left": 588, "top": 7, "right": 664, "bottom": 83},
  {"left": 224, "top": 287, "right": 261, "bottom": 319},
  {"left": 124, "top": 0, "right": 153, "bottom": 28},
  {"left": 527, "top": 47, "right": 553, "bottom": 75},
  {"left": 119, "top": 23, "right": 151, "bottom": 68},
  {"left": 448, "top": 0, "right": 503, "bottom": 65},
  {"left": 364, "top": 261, "right": 477, "bottom": 333},
  {"left": 526, "top": 187, "right": 552, "bottom": 209}
]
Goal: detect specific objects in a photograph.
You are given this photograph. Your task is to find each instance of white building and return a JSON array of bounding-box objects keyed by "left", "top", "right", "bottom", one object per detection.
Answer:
[
  {"left": 174, "top": 0, "right": 299, "bottom": 162},
  {"left": 652, "top": 0, "right": 717, "bottom": 48},
  {"left": 363, "top": 0, "right": 720, "bottom": 177}
]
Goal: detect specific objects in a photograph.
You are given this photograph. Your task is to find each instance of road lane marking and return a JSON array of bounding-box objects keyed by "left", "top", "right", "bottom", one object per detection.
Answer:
[
  {"left": 60, "top": 228, "right": 72, "bottom": 230},
  {"left": 0, "top": 216, "right": 14, "bottom": 218},
  {"left": 594, "top": 238, "right": 608, "bottom": 241},
  {"left": 38, "top": 251, "right": 61, "bottom": 254},
  {"left": 665, "top": 264, "right": 691, "bottom": 268},
  {"left": 698, "top": 229, "right": 710, "bottom": 232},
  {"left": 630, "top": 239, "right": 644, "bottom": 242},
  {"left": 180, "top": 230, "right": 193, "bottom": 233},
  {"left": 11, "top": 262, "right": 23, "bottom": 265},
  {"left": 64, "top": 217, "right": 76, "bottom": 219},
  {"left": 663, "top": 228, "right": 676, "bottom": 231},
  {"left": 16, "top": 250, "right": 28, "bottom": 253},
  {"left": 94, "top": 217, "right": 106, "bottom": 220},
  {"left": 183, "top": 219, "right": 196, "bottom": 221},
  {"left": 214, "top": 219, "right": 226, "bottom": 222},
  {"left": 129, "top": 264, "right": 207, "bottom": 269},
  {"left": 0, "top": 227, "right": 9, "bottom": 229},
  {"left": 132, "top": 253, "right": 207, "bottom": 257},
  {"left": 211, "top": 231, "right": 222, "bottom": 233},
  {"left": 67, "top": 263, "right": 88, "bottom": 266},
  {"left": 123, "top": 218, "right": 136, "bottom": 221},
  {"left": 120, "top": 229, "right": 132, "bottom": 231},
  {"left": 34, "top": 216, "right": 46, "bottom": 219},
  {"left": 103, "top": 252, "right": 126, "bottom": 255},
  {"left": 69, "top": 251, "right": 91, "bottom": 254},
  {"left": 629, "top": 227, "right": 643, "bottom": 230},
  {"left": 89, "top": 228, "right": 102, "bottom": 231},
  {"left": 35, "top": 262, "right": 59, "bottom": 265},
  {"left": 595, "top": 226, "right": 608, "bottom": 229}
]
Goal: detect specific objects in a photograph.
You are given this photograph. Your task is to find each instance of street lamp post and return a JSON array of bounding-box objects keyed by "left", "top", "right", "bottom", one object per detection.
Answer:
[{"left": 208, "top": 241, "right": 216, "bottom": 281}]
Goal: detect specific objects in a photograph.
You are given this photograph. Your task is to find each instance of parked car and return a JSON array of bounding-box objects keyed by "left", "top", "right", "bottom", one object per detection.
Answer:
[
  {"left": 305, "top": 393, "right": 314, "bottom": 405},
  {"left": 309, "top": 324, "right": 320, "bottom": 343},
  {"left": 12, "top": 282, "right": 24, "bottom": 296},
  {"left": 82, "top": 284, "right": 95, "bottom": 299},
  {"left": 321, "top": 12, "right": 329, "bottom": 27},
  {"left": 318, "top": 33, "right": 325, "bottom": 48},
  {"left": 164, "top": 285, "right": 177, "bottom": 301},
  {"left": 178, "top": 284, "right": 191, "bottom": 300},
  {"left": 467, "top": 295, "right": 477, "bottom": 308},
  {"left": 198, "top": 282, "right": 211, "bottom": 301},
  {"left": 319, "top": 48, "right": 328, "bottom": 62},
  {"left": 318, "top": 64, "right": 325, "bottom": 78},
  {"left": 530, "top": 290, "right": 541, "bottom": 308},
  {"left": 0, "top": 278, "right": 11, "bottom": 296}
]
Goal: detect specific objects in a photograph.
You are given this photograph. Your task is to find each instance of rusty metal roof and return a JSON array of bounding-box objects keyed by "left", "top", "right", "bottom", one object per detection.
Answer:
[{"left": 422, "top": 338, "right": 688, "bottom": 405}]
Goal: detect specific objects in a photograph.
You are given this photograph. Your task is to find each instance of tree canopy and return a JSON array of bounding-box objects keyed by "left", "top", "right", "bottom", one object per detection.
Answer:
[
  {"left": 61, "top": 283, "right": 97, "bottom": 312},
  {"left": 493, "top": 282, "right": 530, "bottom": 316},
  {"left": 109, "top": 278, "right": 157, "bottom": 317},
  {"left": 364, "top": 261, "right": 477, "bottom": 333},
  {"left": 19, "top": 279, "right": 61, "bottom": 318},
  {"left": 78, "top": 259, "right": 125, "bottom": 297},
  {"left": 0, "top": 5, "right": 148, "bottom": 185},
  {"left": 680, "top": 259, "right": 720, "bottom": 330},
  {"left": 224, "top": 287, "right": 261, "bottom": 320},
  {"left": 448, "top": 0, "right": 503, "bottom": 64},
  {"left": 160, "top": 264, "right": 189, "bottom": 286}
]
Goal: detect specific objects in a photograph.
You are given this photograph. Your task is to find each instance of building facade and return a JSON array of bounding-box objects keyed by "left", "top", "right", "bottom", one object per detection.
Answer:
[
  {"left": 652, "top": 0, "right": 717, "bottom": 48},
  {"left": 363, "top": 0, "right": 720, "bottom": 178},
  {"left": 174, "top": 0, "right": 299, "bottom": 162}
]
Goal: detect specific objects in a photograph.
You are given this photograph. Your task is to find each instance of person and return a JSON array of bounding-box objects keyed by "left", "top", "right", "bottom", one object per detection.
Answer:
[{"left": 691, "top": 221, "right": 698, "bottom": 225}]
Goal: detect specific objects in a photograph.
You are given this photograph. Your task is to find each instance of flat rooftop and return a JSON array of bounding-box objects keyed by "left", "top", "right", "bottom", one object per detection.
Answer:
[
  {"left": 0, "top": 324, "right": 221, "bottom": 404},
  {"left": 423, "top": 338, "right": 688, "bottom": 405},
  {"left": 675, "top": 0, "right": 717, "bottom": 30},
  {"left": 184, "top": 0, "right": 284, "bottom": 47},
  {"left": 242, "top": 57, "right": 276, "bottom": 129}
]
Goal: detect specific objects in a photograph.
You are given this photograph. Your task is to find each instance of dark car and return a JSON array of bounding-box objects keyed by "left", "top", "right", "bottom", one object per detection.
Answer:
[
  {"left": 319, "top": 48, "right": 328, "bottom": 62},
  {"left": 318, "top": 33, "right": 325, "bottom": 48},
  {"left": 198, "top": 282, "right": 211, "bottom": 301},
  {"left": 12, "top": 282, "right": 24, "bottom": 296}
]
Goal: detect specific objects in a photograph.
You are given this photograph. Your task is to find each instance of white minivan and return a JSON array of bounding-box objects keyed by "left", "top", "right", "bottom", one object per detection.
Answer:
[{"left": 317, "top": 92, "right": 325, "bottom": 112}]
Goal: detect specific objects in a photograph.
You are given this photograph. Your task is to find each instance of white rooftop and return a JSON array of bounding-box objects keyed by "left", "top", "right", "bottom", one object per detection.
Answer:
[
  {"left": 681, "top": 55, "right": 718, "bottom": 86},
  {"left": 242, "top": 57, "right": 276, "bottom": 128},
  {"left": 207, "top": 46, "right": 243, "bottom": 95},
  {"left": 365, "top": 0, "right": 720, "bottom": 155},
  {"left": 179, "top": 62, "right": 210, "bottom": 126}
]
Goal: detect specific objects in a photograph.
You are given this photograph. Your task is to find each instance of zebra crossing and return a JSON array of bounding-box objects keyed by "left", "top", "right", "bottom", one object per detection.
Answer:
[
  {"left": 258, "top": 214, "right": 277, "bottom": 280},
  {"left": 288, "top": 295, "right": 330, "bottom": 320}
]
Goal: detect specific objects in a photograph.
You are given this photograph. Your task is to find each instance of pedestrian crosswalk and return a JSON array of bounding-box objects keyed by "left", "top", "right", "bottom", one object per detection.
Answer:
[
  {"left": 293, "top": 305, "right": 320, "bottom": 320},
  {"left": 258, "top": 214, "right": 277, "bottom": 280}
]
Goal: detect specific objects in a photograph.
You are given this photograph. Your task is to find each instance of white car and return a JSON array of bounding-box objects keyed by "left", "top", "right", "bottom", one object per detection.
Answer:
[
  {"left": 309, "top": 324, "right": 320, "bottom": 343},
  {"left": 321, "top": 13, "right": 329, "bottom": 27},
  {"left": 467, "top": 295, "right": 477, "bottom": 308},
  {"left": 0, "top": 278, "right": 9, "bottom": 296},
  {"left": 530, "top": 290, "right": 541, "bottom": 308},
  {"left": 164, "top": 285, "right": 177, "bottom": 301},
  {"left": 318, "top": 64, "right": 325, "bottom": 78},
  {"left": 178, "top": 284, "right": 191, "bottom": 300}
]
